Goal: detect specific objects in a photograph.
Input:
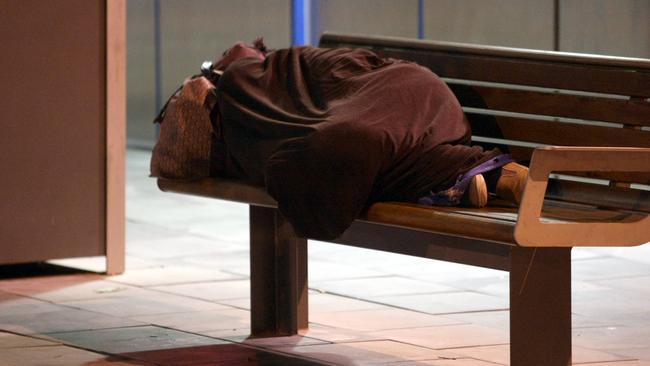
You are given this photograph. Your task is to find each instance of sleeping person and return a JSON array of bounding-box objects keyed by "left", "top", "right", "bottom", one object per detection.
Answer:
[{"left": 152, "top": 39, "right": 528, "bottom": 240}]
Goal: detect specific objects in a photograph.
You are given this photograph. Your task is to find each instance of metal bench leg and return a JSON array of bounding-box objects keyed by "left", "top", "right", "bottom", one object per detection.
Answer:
[
  {"left": 510, "top": 247, "right": 572, "bottom": 366},
  {"left": 249, "top": 205, "right": 308, "bottom": 337}
]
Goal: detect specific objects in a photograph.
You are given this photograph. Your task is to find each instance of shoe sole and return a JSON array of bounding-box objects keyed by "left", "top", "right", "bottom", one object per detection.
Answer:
[{"left": 467, "top": 174, "right": 488, "bottom": 208}]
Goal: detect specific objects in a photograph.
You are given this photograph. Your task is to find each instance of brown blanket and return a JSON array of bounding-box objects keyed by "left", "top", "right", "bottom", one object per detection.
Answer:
[{"left": 216, "top": 46, "right": 498, "bottom": 240}]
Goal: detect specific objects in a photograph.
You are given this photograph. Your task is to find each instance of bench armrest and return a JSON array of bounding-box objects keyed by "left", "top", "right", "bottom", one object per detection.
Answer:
[{"left": 514, "top": 146, "right": 650, "bottom": 247}]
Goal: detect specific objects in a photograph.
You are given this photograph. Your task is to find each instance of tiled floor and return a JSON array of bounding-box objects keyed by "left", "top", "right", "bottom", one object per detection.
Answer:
[{"left": 1, "top": 149, "right": 649, "bottom": 365}]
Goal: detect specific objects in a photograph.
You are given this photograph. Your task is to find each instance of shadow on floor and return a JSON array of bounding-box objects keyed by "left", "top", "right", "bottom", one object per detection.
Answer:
[
  {"left": 120, "top": 343, "right": 332, "bottom": 366},
  {"left": 0, "top": 262, "right": 90, "bottom": 280}
]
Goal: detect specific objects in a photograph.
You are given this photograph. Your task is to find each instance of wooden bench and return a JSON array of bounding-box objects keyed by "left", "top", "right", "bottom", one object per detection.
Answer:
[{"left": 158, "top": 33, "right": 650, "bottom": 366}]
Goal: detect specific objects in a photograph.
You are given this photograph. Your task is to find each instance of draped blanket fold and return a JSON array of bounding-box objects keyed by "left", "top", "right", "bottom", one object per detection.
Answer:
[{"left": 216, "top": 46, "right": 498, "bottom": 240}]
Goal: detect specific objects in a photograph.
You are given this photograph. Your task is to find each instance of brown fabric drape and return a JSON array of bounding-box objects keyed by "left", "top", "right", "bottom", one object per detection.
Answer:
[{"left": 216, "top": 46, "right": 499, "bottom": 240}]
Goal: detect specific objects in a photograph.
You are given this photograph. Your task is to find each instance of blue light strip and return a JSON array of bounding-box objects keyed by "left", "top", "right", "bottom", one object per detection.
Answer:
[
  {"left": 417, "top": 0, "right": 424, "bottom": 39},
  {"left": 292, "top": 0, "right": 311, "bottom": 45},
  {"left": 154, "top": 0, "right": 162, "bottom": 137}
]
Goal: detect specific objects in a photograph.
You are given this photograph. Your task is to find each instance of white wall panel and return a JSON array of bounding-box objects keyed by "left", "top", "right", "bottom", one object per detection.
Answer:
[
  {"left": 423, "top": 0, "right": 555, "bottom": 49},
  {"left": 560, "top": 0, "right": 650, "bottom": 58},
  {"left": 312, "top": 0, "right": 419, "bottom": 41}
]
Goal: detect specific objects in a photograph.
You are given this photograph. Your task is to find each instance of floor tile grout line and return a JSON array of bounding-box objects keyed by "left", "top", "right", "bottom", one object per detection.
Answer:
[
  {"left": 572, "top": 359, "right": 641, "bottom": 365},
  {"left": 307, "top": 320, "right": 469, "bottom": 333},
  {"left": 308, "top": 288, "right": 511, "bottom": 317},
  {"left": 310, "top": 288, "right": 471, "bottom": 300},
  {"left": 433, "top": 342, "right": 510, "bottom": 351},
  {"left": 42, "top": 324, "right": 162, "bottom": 336},
  {"left": 104, "top": 275, "right": 250, "bottom": 288},
  {"left": 0, "top": 329, "right": 65, "bottom": 347}
]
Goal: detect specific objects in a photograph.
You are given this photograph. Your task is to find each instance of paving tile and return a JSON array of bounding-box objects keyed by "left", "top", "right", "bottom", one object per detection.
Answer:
[
  {"left": 590, "top": 312, "right": 650, "bottom": 330},
  {"left": 181, "top": 251, "right": 251, "bottom": 276},
  {"left": 0, "top": 292, "right": 67, "bottom": 315},
  {"left": 218, "top": 291, "right": 389, "bottom": 313},
  {"left": 572, "top": 258, "right": 650, "bottom": 281},
  {"left": 596, "top": 347, "right": 650, "bottom": 366},
  {"left": 310, "top": 292, "right": 390, "bottom": 313},
  {"left": 0, "top": 274, "right": 138, "bottom": 302},
  {"left": 441, "top": 275, "right": 509, "bottom": 297},
  {"left": 131, "top": 307, "right": 250, "bottom": 333},
  {"left": 47, "top": 325, "right": 226, "bottom": 354},
  {"left": 308, "top": 242, "right": 441, "bottom": 272},
  {"left": 0, "top": 305, "right": 144, "bottom": 335},
  {"left": 370, "top": 324, "right": 508, "bottom": 350},
  {"left": 605, "top": 348, "right": 650, "bottom": 363},
  {"left": 450, "top": 344, "right": 636, "bottom": 365},
  {"left": 594, "top": 275, "right": 650, "bottom": 294},
  {"left": 186, "top": 217, "right": 251, "bottom": 244},
  {"left": 0, "top": 344, "right": 152, "bottom": 366},
  {"left": 311, "top": 276, "right": 457, "bottom": 299},
  {"left": 0, "top": 332, "right": 61, "bottom": 348},
  {"left": 445, "top": 311, "right": 509, "bottom": 331},
  {"left": 572, "top": 247, "right": 609, "bottom": 261},
  {"left": 59, "top": 289, "right": 228, "bottom": 317},
  {"left": 385, "top": 359, "right": 502, "bottom": 365},
  {"left": 200, "top": 327, "right": 252, "bottom": 340},
  {"left": 0, "top": 290, "right": 16, "bottom": 300},
  {"left": 276, "top": 340, "right": 459, "bottom": 365},
  {"left": 125, "top": 219, "right": 192, "bottom": 243},
  {"left": 122, "top": 343, "right": 323, "bottom": 366},
  {"left": 573, "top": 325, "right": 650, "bottom": 353},
  {"left": 308, "top": 260, "right": 387, "bottom": 282},
  {"left": 378, "top": 260, "right": 504, "bottom": 283},
  {"left": 151, "top": 279, "right": 250, "bottom": 301},
  {"left": 215, "top": 296, "right": 251, "bottom": 309},
  {"left": 218, "top": 334, "right": 330, "bottom": 348},
  {"left": 311, "top": 308, "right": 463, "bottom": 332},
  {"left": 444, "top": 275, "right": 608, "bottom": 298},
  {"left": 299, "top": 323, "right": 384, "bottom": 343},
  {"left": 372, "top": 291, "right": 508, "bottom": 315},
  {"left": 577, "top": 362, "right": 648, "bottom": 366},
  {"left": 573, "top": 288, "right": 650, "bottom": 318},
  {"left": 445, "top": 310, "right": 606, "bottom": 331},
  {"left": 588, "top": 245, "right": 650, "bottom": 265},
  {"left": 105, "top": 265, "right": 242, "bottom": 287},
  {"left": 126, "top": 236, "right": 245, "bottom": 260}
]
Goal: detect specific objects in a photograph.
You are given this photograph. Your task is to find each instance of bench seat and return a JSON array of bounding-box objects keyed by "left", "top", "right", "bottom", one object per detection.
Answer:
[{"left": 159, "top": 177, "right": 646, "bottom": 245}]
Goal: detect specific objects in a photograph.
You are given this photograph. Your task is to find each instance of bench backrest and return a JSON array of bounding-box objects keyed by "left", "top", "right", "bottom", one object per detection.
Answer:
[{"left": 319, "top": 33, "right": 650, "bottom": 212}]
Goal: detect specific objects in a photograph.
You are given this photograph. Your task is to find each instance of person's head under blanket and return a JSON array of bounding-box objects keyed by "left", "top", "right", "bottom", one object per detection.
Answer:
[{"left": 214, "top": 38, "right": 270, "bottom": 71}]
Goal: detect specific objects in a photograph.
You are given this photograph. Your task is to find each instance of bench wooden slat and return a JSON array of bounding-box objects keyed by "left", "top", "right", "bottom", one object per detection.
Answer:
[
  {"left": 377, "top": 49, "right": 650, "bottom": 97},
  {"left": 320, "top": 33, "right": 650, "bottom": 97},
  {"left": 334, "top": 220, "right": 512, "bottom": 271},
  {"left": 362, "top": 202, "right": 516, "bottom": 244},
  {"left": 157, "top": 177, "right": 276, "bottom": 208},
  {"left": 546, "top": 179, "right": 650, "bottom": 213},
  {"left": 320, "top": 32, "right": 650, "bottom": 70},
  {"left": 450, "top": 83, "right": 650, "bottom": 127},
  {"left": 467, "top": 113, "right": 650, "bottom": 148}
]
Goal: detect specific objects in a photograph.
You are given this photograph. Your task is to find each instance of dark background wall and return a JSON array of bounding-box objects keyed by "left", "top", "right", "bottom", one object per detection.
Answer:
[{"left": 127, "top": 0, "right": 650, "bottom": 147}]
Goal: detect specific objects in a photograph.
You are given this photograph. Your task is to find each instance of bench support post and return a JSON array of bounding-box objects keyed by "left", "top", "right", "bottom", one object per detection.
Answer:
[
  {"left": 510, "top": 247, "right": 572, "bottom": 366},
  {"left": 249, "top": 205, "right": 308, "bottom": 337}
]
